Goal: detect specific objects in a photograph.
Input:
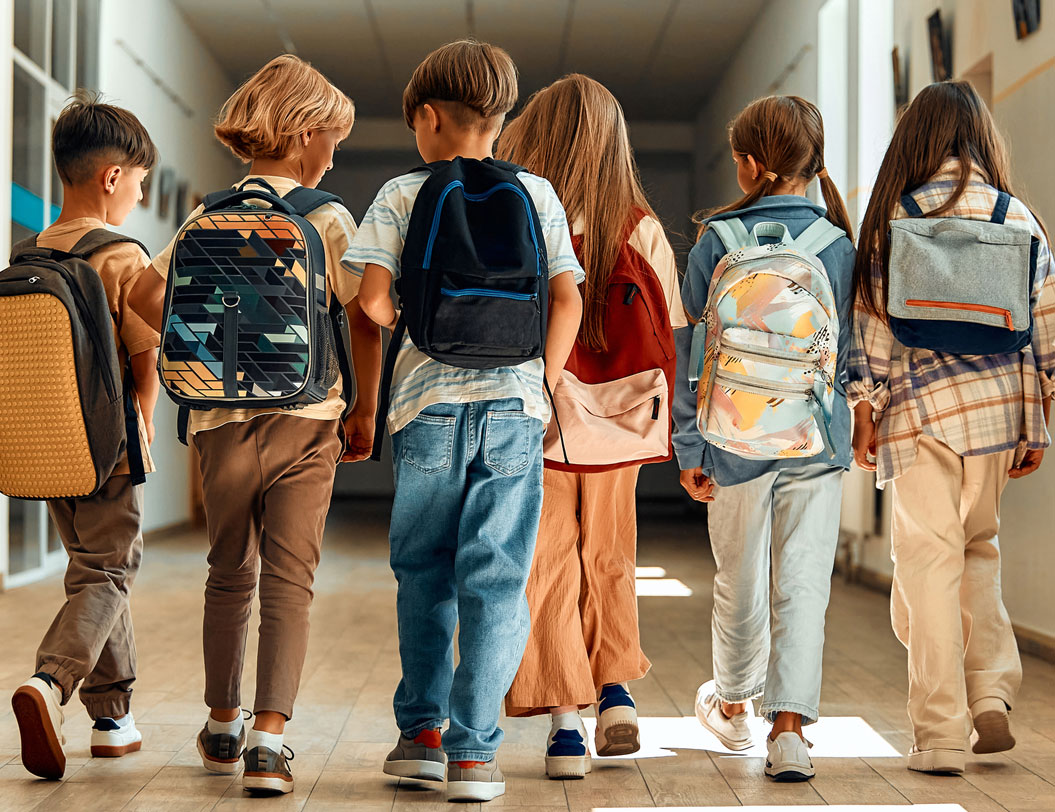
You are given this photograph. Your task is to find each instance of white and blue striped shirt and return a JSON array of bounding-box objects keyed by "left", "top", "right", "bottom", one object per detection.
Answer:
[{"left": 342, "top": 169, "right": 585, "bottom": 434}]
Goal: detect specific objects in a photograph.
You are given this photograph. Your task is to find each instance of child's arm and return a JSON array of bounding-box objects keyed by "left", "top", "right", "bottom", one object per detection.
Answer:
[
  {"left": 341, "top": 297, "right": 383, "bottom": 462},
  {"left": 357, "top": 264, "right": 399, "bottom": 330},
  {"left": 543, "top": 271, "right": 582, "bottom": 390},
  {"left": 130, "top": 347, "right": 160, "bottom": 445},
  {"left": 128, "top": 266, "right": 166, "bottom": 333}
]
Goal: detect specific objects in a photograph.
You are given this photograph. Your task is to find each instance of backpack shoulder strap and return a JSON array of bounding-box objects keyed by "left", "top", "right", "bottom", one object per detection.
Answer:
[
  {"left": 282, "top": 187, "right": 344, "bottom": 217},
  {"left": 68, "top": 228, "right": 148, "bottom": 259},
  {"left": 708, "top": 217, "right": 752, "bottom": 254},
  {"left": 490, "top": 158, "right": 525, "bottom": 175},
  {"left": 792, "top": 218, "right": 845, "bottom": 256},
  {"left": 900, "top": 194, "right": 925, "bottom": 217},
  {"left": 991, "top": 190, "right": 1011, "bottom": 224},
  {"left": 10, "top": 234, "right": 39, "bottom": 262}
]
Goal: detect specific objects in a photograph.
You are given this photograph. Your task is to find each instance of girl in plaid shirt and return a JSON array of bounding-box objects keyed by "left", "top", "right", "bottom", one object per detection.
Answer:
[{"left": 849, "top": 81, "right": 1054, "bottom": 776}]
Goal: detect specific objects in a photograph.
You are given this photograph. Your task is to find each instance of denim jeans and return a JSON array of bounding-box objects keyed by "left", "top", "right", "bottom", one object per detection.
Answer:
[
  {"left": 389, "top": 398, "right": 544, "bottom": 761},
  {"left": 706, "top": 464, "right": 843, "bottom": 724}
]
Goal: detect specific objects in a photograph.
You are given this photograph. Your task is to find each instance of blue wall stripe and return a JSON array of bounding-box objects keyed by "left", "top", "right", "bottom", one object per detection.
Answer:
[{"left": 11, "top": 182, "right": 46, "bottom": 232}]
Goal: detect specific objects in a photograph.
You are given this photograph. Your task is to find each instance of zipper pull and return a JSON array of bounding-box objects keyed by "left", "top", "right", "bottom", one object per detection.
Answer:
[
  {"left": 651, "top": 395, "right": 661, "bottom": 420},
  {"left": 624, "top": 284, "right": 639, "bottom": 305}
]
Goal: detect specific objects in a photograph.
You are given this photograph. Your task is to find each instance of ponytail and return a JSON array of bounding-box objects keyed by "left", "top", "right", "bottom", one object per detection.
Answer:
[{"left": 818, "top": 170, "right": 854, "bottom": 241}]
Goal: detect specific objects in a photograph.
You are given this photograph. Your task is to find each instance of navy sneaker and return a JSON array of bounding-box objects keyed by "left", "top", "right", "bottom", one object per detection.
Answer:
[
  {"left": 596, "top": 683, "right": 639, "bottom": 756},
  {"left": 545, "top": 726, "right": 591, "bottom": 779}
]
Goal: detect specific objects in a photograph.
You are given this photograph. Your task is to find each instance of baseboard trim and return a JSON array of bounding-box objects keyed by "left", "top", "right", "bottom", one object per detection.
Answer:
[{"left": 847, "top": 563, "right": 1055, "bottom": 664}]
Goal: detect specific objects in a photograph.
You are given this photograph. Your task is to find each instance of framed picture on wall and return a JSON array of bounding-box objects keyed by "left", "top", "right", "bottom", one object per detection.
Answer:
[
  {"left": 140, "top": 170, "right": 153, "bottom": 209},
  {"left": 175, "top": 182, "right": 189, "bottom": 223},
  {"left": 892, "top": 46, "right": 909, "bottom": 109},
  {"left": 157, "top": 168, "right": 175, "bottom": 221},
  {"left": 1012, "top": 0, "right": 1041, "bottom": 39},
  {"left": 928, "top": 10, "right": 952, "bottom": 82}
]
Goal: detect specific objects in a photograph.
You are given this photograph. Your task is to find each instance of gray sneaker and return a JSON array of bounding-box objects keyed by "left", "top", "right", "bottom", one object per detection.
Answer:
[
  {"left": 447, "top": 759, "right": 505, "bottom": 802},
  {"left": 196, "top": 721, "right": 245, "bottom": 775},
  {"left": 243, "top": 744, "right": 294, "bottom": 794},
  {"left": 383, "top": 729, "right": 446, "bottom": 782}
]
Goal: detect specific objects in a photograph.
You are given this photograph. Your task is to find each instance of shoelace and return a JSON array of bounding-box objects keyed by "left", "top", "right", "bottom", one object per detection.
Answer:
[{"left": 281, "top": 744, "right": 295, "bottom": 762}]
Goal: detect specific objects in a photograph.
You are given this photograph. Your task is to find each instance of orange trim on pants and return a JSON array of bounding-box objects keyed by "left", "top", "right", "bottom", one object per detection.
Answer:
[{"left": 506, "top": 465, "right": 650, "bottom": 717}]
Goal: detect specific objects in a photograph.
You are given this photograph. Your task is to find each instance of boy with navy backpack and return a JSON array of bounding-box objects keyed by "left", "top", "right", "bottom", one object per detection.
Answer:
[{"left": 345, "top": 40, "right": 583, "bottom": 802}]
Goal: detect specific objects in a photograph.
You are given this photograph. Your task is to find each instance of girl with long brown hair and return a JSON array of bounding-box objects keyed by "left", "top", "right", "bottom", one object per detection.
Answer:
[
  {"left": 848, "top": 80, "right": 1054, "bottom": 775},
  {"left": 497, "top": 74, "right": 685, "bottom": 778},
  {"left": 673, "top": 95, "right": 856, "bottom": 781}
]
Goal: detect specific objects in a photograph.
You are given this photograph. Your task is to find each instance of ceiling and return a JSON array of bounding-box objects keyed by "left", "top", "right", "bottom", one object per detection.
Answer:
[{"left": 170, "top": 0, "right": 769, "bottom": 121}]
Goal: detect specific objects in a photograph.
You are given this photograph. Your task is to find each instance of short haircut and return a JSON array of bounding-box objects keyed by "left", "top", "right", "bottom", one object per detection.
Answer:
[
  {"left": 52, "top": 91, "right": 158, "bottom": 185},
  {"left": 402, "top": 40, "right": 518, "bottom": 133},
  {"left": 215, "top": 54, "right": 355, "bottom": 162}
]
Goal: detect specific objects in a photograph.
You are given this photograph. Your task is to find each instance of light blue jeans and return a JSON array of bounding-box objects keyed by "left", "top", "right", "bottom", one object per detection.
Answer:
[
  {"left": 706, "top": 464, "right": 843, "bottom": 724},
  {"left": 389, "top": 398, "right": 544, "bottom": 761}
]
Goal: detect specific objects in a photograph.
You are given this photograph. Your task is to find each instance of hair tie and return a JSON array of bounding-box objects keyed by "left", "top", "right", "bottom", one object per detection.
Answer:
[
  {"left": 817, "top": 167, "right": 829, "bottom": 179},
  {"left": 762, "top": 171, "right": 778, "bottom": 182}
]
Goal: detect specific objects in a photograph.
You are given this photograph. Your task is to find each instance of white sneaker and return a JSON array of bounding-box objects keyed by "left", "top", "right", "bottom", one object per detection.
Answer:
[
  {"left": 595, "top": 684, "right": 640, "bottom": 757},
  {"left": 907, "top": 746, "right": 966, "bottom": 774},
  {"left": 12, "top": 674, "right": 67, "bottom": 779},
  {"left": 764, "top": 731, "right": 815, "bottom": 781},
  {"left": 694, "top": 682, "right": 753, "bottom": 751},
  {"left": 91, "top": 713, "right": 143, "bottom": 758},
  {"left": 972, "top": 698, "right": 1015, "bottom": 754}
]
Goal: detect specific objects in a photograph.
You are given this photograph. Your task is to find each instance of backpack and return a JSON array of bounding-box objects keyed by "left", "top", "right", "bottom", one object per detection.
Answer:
[
  {"left": 886, "top": 190, "right": 1038, "bottom": 355},
  {"left": 371, "top": 158, "right": 549, "bottom": 460},
  {"left": 159, "top": 179, "right": 353, "bottom": 444},
  {"left": 688, "top": 217, "right": 845, "bottom": 460},
  {"left": 542, "top": 210, "right": 676, "bottom": 472},
  {"left": 0, "top": 230, "right": 147, "bottom": 499}
]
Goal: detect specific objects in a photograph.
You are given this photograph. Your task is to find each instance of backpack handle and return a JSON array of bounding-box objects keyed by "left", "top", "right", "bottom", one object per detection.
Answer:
[
  {"left": 751, "top": 221, "right": 793, "bottom": 246},
  {"left": 202, "top": 189, "right": 297, "bottom": 216}
]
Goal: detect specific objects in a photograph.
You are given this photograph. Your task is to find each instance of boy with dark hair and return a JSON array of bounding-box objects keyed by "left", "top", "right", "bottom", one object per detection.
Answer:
[
  {"left": 347, "top": 40, "right": 584, "bottom": 802},
  {"left": 10, "top": 92, "right": 159, "bottom": 780}
]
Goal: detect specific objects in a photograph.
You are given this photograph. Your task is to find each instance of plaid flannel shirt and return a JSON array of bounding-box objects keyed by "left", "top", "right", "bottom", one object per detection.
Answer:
[{"left": 847, "top": 160, "right": 1055, "bottom": 485}]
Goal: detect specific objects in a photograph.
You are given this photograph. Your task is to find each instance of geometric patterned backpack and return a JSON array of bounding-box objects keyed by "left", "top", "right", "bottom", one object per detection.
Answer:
[
  {"left": 688, "top": 217, "right": 844, "bottom": 460},
  {"left": 159, "top": 179, "right": 351, "bottom": 443}
]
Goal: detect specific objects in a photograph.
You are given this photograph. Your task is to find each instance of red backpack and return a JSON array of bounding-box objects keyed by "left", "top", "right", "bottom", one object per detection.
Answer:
[{"left": 545, "top": 211, "right": 676, "bottom": 472}]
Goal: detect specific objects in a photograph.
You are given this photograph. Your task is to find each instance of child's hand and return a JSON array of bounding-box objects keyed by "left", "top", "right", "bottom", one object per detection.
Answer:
[
  {"left": 1009, "top": 448, "right": 1044, "bottom": 479},
  {"left": 852, "top": 405, "right": 877, "bottom": 471},
  {"left": 679, "top": 468, "right": 715, "bottom": 502},
  {"left": 341, "top": 407, "right": 375, "bottom": 463},
  {"left": 145, "top": 421, "right": 156, "bottom": 446}
]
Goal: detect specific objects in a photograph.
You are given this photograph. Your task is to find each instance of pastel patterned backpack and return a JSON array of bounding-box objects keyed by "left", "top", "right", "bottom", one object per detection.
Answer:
[{"left": 688, "top": 217, "right": 845, "bottom": 459}]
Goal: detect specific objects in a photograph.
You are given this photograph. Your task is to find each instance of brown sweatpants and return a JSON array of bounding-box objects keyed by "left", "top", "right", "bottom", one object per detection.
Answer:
[
  {"left": 193, "top": 414, "right": 341, "bottom": 720},
  {"left": 507, "top": 465, "right": 650, "bottom": 717},
  {"left": 38, "top": 474, "right": 144, "bottom": 720}
]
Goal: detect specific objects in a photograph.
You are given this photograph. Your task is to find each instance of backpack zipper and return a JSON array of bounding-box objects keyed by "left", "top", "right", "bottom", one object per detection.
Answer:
[
  {"left": 903, "top": 299, "right": 1015, "bottom": 331},
  {"left": 720, "top": 337, "right": 820, "bottom": 369},
  {"left": 714, "top": 369, "right": 812, "bottom": 399},
  {"left": 440, "top": 287, "right": 537, "bottom": 301}
]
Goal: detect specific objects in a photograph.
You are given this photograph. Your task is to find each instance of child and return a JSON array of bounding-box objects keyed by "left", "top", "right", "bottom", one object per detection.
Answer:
[
  {"left": 127, "top": 55, "right": 381, "bottom": 795},
  {"left": 672, "top": 96, "right": 856, "bottom": 781},
  {"left": 11, "top": 93, "right": 159, "bottom": 779},
  {"left": 849, "top": 81, "right": 1053, "bottom": 775},
  {"left": 344, "top": 41, "right": 583, "bottom": 802},
  {"left": 496, "top": 74, "right": 684, "bottom": 778}
]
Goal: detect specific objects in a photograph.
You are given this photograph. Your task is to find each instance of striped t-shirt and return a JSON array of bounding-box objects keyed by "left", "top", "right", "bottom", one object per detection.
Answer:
[{"left": 342, "top": 169, "right": 585, "bottom": 434}]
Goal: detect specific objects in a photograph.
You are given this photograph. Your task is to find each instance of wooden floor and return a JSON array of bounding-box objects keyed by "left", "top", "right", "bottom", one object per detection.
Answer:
[{"left": 0, "top": 499, "right": 1053, "bottom": 812}]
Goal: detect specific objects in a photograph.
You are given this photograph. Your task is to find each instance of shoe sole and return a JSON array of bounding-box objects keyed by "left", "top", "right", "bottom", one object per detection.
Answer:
[
  {"left": 973, "top": 711, "right": 1015, "bottom": 754},
  {"left": 383, "top": 758, "right": 446, "bottom": 782},
  {"left": 447, "top": 780, "right": 505, "bottom": 802},
  {"left": 694, "top": 704, "right": 753, "bottom": 752},
  {"left": 545, "top": 754, "right": 591, "bottom": 779},
  {"left": 907, "top": 751, "right": 966, "bottom": 774},
  {"left": 243, "top": 772, "right": 294, "bottom": 794},
  {"left": 11, "top": 686, "right": 64, "bottom": 780},
  {"left": 596, "top": 722, "right": 640, "bottom": 757},
  {"left": 91, "top": 739, "right": 142, "bottom": 758},
  {"left": 197, "top": 736, "right": 242, "bottom": 775},
  {"left": 765, "top": 763, "right": 815, "bottom": 782}
]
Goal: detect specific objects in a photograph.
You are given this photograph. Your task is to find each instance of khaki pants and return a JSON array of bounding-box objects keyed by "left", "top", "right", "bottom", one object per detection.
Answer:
[
  {"left": 193, "top": 415, "right": 341, "bottom": 719},
  {"left": 507, "top": 465, "right": 650, "bottom": 717},
  {"left": 890, "top": 435, "right": 1022, "bottom": 751},
  {"left": 38, "top": 474, "right": 143, "bottom": 720}
]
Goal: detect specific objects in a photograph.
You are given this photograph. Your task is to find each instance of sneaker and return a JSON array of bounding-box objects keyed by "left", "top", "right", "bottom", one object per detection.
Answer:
[
  {"left": 90, "top": 714, "right": 143, "bottom": 758},
  {"left": 545, "top": 727, "right": 591, "bottom": 780},
  {"left": 694, "top": 682, "right": 753, "bottom": 751},
  {"left": 907, "top": 746, "right": 966, "bottom": 774},
  {"left": 196, "top": 719, "right": 246, "bottom": 774},
  {"left": 12, "top": 673, "right": 66, "bottom": 779},
  {"left": 764, "top": 731, "right": 815, "bottom": 781},
  {"left": 446, "top": 759, "right": 505, "bottom": 802},
  {"left": 383, "top": 729, "right": 446, "bottom": 782},
  {"left": 972, "top": 699, "right": 1015, "bottom": 754},
  {"left": 243, "top": 744, "right": 295, "bottom": 795},
  {"left": 595, "top": 683, "right": 639, "bottom": 757}
]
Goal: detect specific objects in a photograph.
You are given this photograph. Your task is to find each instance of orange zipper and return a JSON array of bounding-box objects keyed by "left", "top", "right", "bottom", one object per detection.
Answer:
[{"left": 904, "top": 299, "right": 1014, "bottom": 331}]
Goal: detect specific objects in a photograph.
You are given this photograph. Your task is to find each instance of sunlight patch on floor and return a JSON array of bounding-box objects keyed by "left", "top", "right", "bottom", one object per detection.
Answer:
[
  {"left": 634, "top": 566, "right": 668, "bottom": 578},
  {"left": 634, "top": 578, "right": 693, "bottom": 597},
  {"left": 595, "top": 806, "right": 967, "bottom": 812},
  {"left": 582, "top": 715, "right": 902, "bottom": 759}
]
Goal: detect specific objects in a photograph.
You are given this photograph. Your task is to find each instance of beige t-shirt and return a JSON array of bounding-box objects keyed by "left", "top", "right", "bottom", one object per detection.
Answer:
[
  {"left": 150, "top": 175, "right": 360, "bottom": 435},
  {"left": 36, "top": 218, "right": 159, "bottom": 475}
]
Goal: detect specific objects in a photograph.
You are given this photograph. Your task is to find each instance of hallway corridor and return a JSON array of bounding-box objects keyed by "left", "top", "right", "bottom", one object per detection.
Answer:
[{"left": 0, "top": 500, "right": 1051, "bottom": 811}]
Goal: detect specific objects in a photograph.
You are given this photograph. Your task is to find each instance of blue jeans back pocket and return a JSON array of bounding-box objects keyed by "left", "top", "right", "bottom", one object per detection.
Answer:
[
  {"left": 483, "top": 410, "right": 532, "bottom": 477},
  {"left": 401, "top": 414, "right": 456, "bottom": 475}
]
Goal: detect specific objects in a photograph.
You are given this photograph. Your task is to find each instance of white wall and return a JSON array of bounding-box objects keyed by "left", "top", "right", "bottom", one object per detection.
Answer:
[{"left": 97, "top": 0, "right": 238, "bottom": 530}]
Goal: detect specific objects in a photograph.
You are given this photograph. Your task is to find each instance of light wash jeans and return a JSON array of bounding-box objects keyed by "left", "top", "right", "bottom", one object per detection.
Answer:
[
  {"left": 389, "top": 398, "right": 544, "bottom": 761},
  {"left": 706, "top": 464, "right": 843, "bottom": 724}
]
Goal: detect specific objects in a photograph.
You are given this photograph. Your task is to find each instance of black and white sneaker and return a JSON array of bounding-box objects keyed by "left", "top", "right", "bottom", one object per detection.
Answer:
[
  {"left": 197, "top": 720, "right": 246, "bottom": 775},
  {"left": 243, "top": 744, "right": 295, "bottom": 795}
]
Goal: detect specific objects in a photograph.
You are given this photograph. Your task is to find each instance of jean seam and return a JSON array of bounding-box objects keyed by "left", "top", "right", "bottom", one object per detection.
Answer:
[
  {"left": 759, "top": 700, "right": 819, "bottom": 725},
  {"left": 715, "top": 684, "right": 765, "bottom": 704}
]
